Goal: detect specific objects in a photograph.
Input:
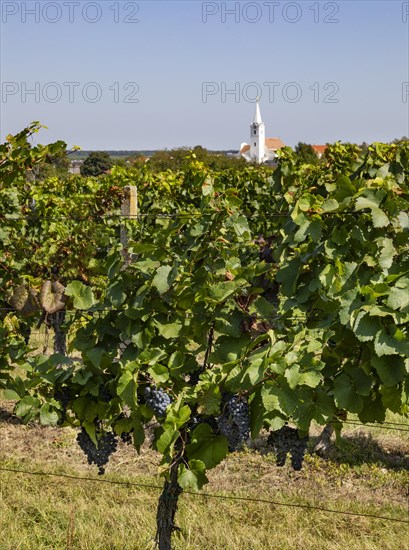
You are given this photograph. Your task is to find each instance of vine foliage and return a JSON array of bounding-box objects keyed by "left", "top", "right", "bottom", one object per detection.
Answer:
[{"left": 1, "top": 125, "right": 408, "bottom": 548}]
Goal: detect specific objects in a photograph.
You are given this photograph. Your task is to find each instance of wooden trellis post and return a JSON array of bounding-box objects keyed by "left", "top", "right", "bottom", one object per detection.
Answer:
[{"left": 120, "top": 185, "right": 138, "bottom": 261}]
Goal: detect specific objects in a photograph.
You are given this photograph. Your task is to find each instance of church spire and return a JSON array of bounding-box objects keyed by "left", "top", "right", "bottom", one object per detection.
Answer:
[
  {"left": 250, "top": 97, "right": 265, "bottom": 163},
  {"left": 253, "top": 97, "right": 262, "bottom": 124}
]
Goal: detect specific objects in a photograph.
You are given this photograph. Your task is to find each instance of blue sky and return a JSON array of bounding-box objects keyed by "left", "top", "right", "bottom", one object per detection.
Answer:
[{"left": 0, "top": 0, "right": 408, "bottom": 149}]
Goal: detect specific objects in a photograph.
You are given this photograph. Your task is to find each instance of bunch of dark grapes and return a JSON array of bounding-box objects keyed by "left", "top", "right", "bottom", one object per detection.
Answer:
[
  {"left": 268, "top": 426, "right": 309, "bottom": 471},
  {"left": 217, "top": 394, "right": 250, "bottom": 451},
  {"left": 290, "top": 432, "right": 309, "bottom": 471},
  {"left": 143, "top": 386, "right": 172, "bottom": 417},
  {"left": 189, "top": 367, "right": 205, "bottom": 387},
  {"left": 76, "top": 427, "right": 118, "bottom": 475},
  {"left": 99, "top": 384, "right": 113, "bottom": 403},
  {"left": 120, "top": 432, "right": 133, "bottom": 445},
  {"left": 54, "top": 387, "right": 71, "bottom": 423}
]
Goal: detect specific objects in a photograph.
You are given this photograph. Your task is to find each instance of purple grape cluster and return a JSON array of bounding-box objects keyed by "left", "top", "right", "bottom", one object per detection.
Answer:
[
  {"left": 268, "top": 426, "right": 309, "bottom": 471},
  {"left": 217, "top": 394, "right": 250, "bottom": 451},
  {"left": 76, "top": 427, "right": 118, "bottom": 475},
  {"left": 143, "top": 386, "right": 172, "bottom": 417},
  {"left": 55, "top": 387, "right": 71, "bottom": 423},
  {"left": 120, "top": 431, "right": 133, "bottom": 445},
  {"left": 99, "top": 384, "right": 113, "bottom": 403}
]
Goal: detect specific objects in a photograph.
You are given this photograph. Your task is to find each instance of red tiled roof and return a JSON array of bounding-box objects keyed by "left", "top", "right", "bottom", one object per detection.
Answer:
[
  {"left": 265, "top": 138, "right": 286, "bottom": 150},
  {"left": 311, "top": 145, "right": 327, "bottom": 154},
  {"left": 240, "top": 138, "right": 286, "bottom": 155}
]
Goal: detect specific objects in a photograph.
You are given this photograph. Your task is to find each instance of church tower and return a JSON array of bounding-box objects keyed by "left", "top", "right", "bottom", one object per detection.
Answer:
[{"left": 249, "top": 98, "right": 265, "bottom": 163}]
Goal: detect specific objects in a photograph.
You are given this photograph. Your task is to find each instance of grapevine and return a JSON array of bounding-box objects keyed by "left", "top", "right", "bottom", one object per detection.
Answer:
[{"left": 1, "top": 125, "right": 408, "bottom": 549}]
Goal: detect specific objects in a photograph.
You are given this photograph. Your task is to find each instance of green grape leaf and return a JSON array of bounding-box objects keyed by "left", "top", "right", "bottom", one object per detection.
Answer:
[
  {"left": 14, "top": 396, "right": 41, "bottom": 420},
  {"left": 65, "top": 281, "right": 95, "bottom": 309},
  {"left": 374, "top": 330, "right": 409, "bottom": 357},
  {"left": 152, "top": 265, "right": 173, "bottom": 294},
  {"left": 156, "top": 427, "right": 179, "bottom": 454},
  {"left": 186, "top": 424, "right": 228, "bottom": 469},
  {"left": 197, "top": 385, "right": 221, "bottom": 416},
  {"left": 333, "top": 374, "right": 363, "bottom": 413},
  {"left": 371, "top": 355, "right": 407, "bottom": 386},
  {"left": 165, "top": 405, "right": 191, "bottom": 429},
  {"left": 117, "top": 371, "right": 137, "bottom": 406},
  {"left": 358, "top": 394, "right": 386, "bottom": 423},
  {"left": 377, "top": 238, "right": 396, "bottom": 270},
  {"left": 155, "top": 320, "right": 182, "bottom": 339},
  {"left": 178, "top": 460, "right": 209, "bottom": 491},
  {"left": 352, "top": 311, "right": 381, "bottom": 342},
  {"left": 386, "top": 279, "right": 409, "bottom": 311},
  {"left": 39, "top": 403, "right": 59, "bottom": 425},
  {"left": 147, "top": 364, "right": 169, "bottom": 384}
]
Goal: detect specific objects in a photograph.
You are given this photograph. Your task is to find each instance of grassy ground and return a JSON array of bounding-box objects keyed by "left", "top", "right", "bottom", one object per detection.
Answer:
[{"left": 0, "top": 401, "right": 408, "bottom": 550}]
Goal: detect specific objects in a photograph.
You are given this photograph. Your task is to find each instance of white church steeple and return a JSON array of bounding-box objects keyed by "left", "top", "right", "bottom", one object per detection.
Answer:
[
  {"left": 253, "top": 99, "right": 262, "bottom": 124},
  {"left": 250, "top": 97, "right": 265, "bottom": 163}
]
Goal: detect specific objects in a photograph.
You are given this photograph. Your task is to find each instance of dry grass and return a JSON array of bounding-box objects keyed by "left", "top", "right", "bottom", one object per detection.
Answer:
[{"left": 0, "top": 400, "right": 408, "bottom": 549}]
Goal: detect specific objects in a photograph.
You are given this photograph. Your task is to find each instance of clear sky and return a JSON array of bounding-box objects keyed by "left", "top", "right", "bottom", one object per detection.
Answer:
[{"left": 0, "top": 0, "right": 408, "bottom": 149}]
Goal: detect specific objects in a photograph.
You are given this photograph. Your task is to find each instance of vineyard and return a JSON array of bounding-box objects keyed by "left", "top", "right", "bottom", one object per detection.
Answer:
[{"left": 0, "top": 123, "right": 408, "bottom": 549}]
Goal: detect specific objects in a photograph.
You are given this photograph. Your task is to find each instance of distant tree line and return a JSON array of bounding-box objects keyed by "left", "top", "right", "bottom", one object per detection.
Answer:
[
  {"left": 30, "top": 137, "right": 409, "bottom": 179},
  {"left": 127, "top": 145, "right": 248, "bottom": 172}
]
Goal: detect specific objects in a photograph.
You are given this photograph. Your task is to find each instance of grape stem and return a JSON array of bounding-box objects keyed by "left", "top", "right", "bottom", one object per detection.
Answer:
[{"left": 203, "top": 324, "right": 214, "bottom": 370}]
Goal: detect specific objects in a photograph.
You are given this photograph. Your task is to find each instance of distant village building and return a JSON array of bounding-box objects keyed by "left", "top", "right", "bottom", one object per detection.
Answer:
[
  {"left": 311, "top": 145, "right": 328, "bottom": 158},
  {"left": 239, "top": 100, "right": 286, "bottom": 164},
  {"left": 69, "top": 160, "right": 83, "bottom": 174}
]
